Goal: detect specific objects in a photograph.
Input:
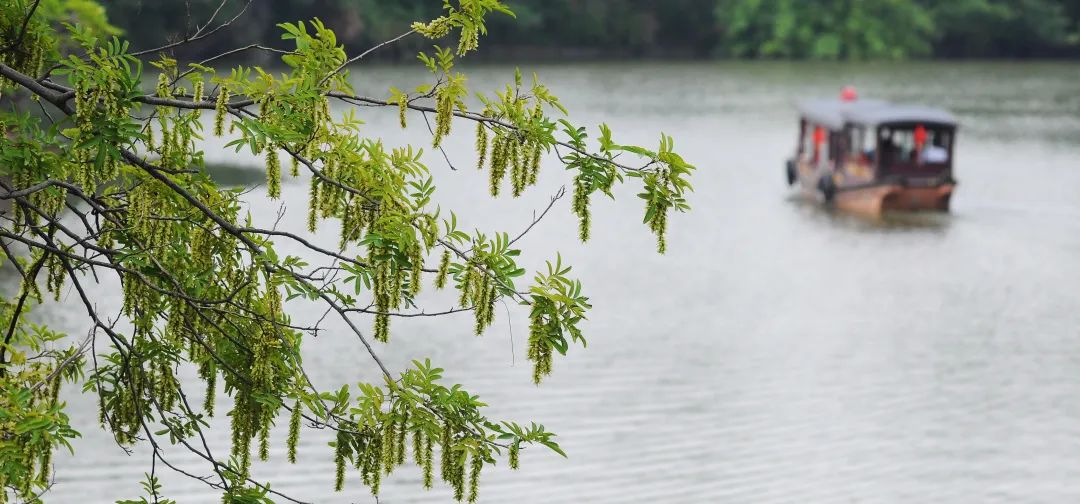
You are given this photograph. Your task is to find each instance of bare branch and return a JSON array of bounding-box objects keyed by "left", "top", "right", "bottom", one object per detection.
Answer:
[{"left": 129, "top": 0, "right": 254, "bottom": 58}]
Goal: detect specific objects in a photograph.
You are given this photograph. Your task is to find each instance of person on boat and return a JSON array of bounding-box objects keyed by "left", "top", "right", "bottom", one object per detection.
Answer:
[{"left": 922, "top": 137, "right": 949, "bottom": 163}]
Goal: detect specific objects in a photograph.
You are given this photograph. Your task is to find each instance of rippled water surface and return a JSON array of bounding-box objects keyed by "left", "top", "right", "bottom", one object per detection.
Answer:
[{"left": 43, "top": 61, "right": 1080, "bottom": 502}]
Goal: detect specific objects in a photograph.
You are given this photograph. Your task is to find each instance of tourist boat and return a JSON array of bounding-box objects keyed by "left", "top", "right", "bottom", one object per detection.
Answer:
[{"left": 785, "top": 87, "right": 958, "bottom": 213}]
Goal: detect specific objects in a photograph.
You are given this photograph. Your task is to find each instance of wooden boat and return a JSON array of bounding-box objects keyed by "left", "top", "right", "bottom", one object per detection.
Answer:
[{"left": 785, "top": 88, "right": 958, "bottom": 214}]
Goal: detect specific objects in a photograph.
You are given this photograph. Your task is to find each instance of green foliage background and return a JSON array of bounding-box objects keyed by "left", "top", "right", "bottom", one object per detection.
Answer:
[{"left": 101, "top": 0, "right": 1080, "bottom": 59}]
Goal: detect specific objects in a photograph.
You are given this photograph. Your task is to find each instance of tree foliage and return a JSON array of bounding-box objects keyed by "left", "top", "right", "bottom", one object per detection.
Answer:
[
  {"left": 927, "top": 0, "right": 1077, "bottom": 57},
  {"left": 714, "top": 0, "right": 934, "bottom": 59},
  {"left": 0, "top": 0, "right": 694, "bottom": 502},
  {"left": 713, "top": 0, "right": 1080, "bottom": 59},
  {"left": 97, "top": 0, "right": 1080, "bottom": 60}
]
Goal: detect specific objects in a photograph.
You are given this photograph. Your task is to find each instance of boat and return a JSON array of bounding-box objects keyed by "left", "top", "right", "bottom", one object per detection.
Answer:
[{"left": 785, "top": 87, "right": 958, "bottom": 214}]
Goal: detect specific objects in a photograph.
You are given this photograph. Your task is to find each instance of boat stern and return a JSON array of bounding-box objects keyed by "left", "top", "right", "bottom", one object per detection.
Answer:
[
  {"left": 881, "top": 184, "right": 954, "bottom": 212},
  {"left": 834, "top": 183, "right": 954, "bottom": 214}
]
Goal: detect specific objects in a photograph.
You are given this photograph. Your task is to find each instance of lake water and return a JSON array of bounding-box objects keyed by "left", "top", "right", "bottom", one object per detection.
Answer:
[{"left": 42, "top": 61, "right": 1080, "bottom": 502}]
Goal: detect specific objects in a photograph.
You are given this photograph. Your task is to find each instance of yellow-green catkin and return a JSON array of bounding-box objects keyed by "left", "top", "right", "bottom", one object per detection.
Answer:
[
  {"left": 375, "top": 312, "right": 389, "bottom": 343},
  {"left": 485, "top": 285, "right": 496, "bottom": 327},
  {"left": 433, "top": 90, "right": 453, "bottom": 147},
  {"left": 287, "top": 402, "right": 301, "bottom": 463},
  {"left": 451, "top": 453, "right": 465, "bottom": 501},
  {"left": 423, "top": 215, "right": 439, "bottom": 249},
  {"left": 573, "top": 174, "right": 591, "bottom": 242},
  {"left": 381, "top": 419, "right": 397, "bottom": 474},
  {"left": 258, "top": 423, "right": 270, "bottom": 461},
  {"left": 307, "top": 176, "right": 320, "bottom": 233},
  {"left": 391, "top": 268, "right": 404, "bottom": 309},
  {"left": 649, "top": 167, "right": 671, "bottom": 254},
  {"left": 422, "top": 434, "right": 434, "bottom": 489},
  {"left": 408, "top": 247, "right": 423, "bottom": 297},
  {"left": 434, "top": 250, "right": 451, "bottom": 289},
  {"left": 509, "top": 442, "right": 520, "bottom": 470},
  {"left": 200, "top": 364, "right": 216, "bottom": 417},
  {"left": 156, "top": 73, "right": 171, "bottom": 98},
  {"left": 290, "top": 156, "right": 300, "bottom": 177},
  {"left": 319, "top": 157, "right": 340, "bottom": 219},
  {"left": 472, "top": 279, "right": 496, "bottom": 336},
  {"left": 145, "top": 121, "right": 156, "bottom": 151},
  {"left": 46, "top": 255, "right": 64, "bottom": 302},
  {"left": 475, "top": 122, "right": 488, "bottom": 170},
  {"left": 213, "top": 88, "right": 229, "bottom": 137},
  {"left": 369, "top": 451, "right": 383, "bottom": 496},
  {"left": 654, "top": 206, "right": 668, "bottom": 254},
  {"left": 457, "top": 25, "right": 479, "bottom": 54},
  {"left": 266, "top": 148, "right": 281, "bottom": 199},
  {"left": 334, "top": 430, "right": 347, "bottom": 491},
  {"left": 489, "top": 133, "right": 508, "bottom": 196},
  {"left": 527, "top": 141, "right": 542, "bottom": 185},
  {"left": 412, "top": 429, "right": 425, "bottom": 466},
  {"left": 39, "top": 440, "right": 53, "bottom": 484},
  {"left": 398, "top": 95, "right": 408, "bottom": 129},
  {"left": 527, "top": 304, "right": 554, "bottom": 384},
  {"left": 458, "top": 263, "right": 475, "bottom": 308},
  {"left": 440, "top": 422, "right": 453, "bottom": 484},
  {"left": 510, "top": 138, "right": 525, "bottom": 197},
  {"left": 157, "top": 118, "right": 172, "bottom": 163},
  {"left": 467, "top": 453, "right": 482, "bottom": 503},
  {"left": 395, "top": 414, "right": 408, "bottom": 466}
]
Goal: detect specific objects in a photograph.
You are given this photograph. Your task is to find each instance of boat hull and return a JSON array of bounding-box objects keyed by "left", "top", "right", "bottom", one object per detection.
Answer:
[{"left": 834, "top": 183, "right": 953, "bottom": 214}]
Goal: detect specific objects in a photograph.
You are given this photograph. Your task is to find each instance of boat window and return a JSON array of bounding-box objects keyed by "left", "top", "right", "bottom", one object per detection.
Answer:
[
  {"left": 879, "top": 125, "right": 954, "bottom": 168},
  {"left": 847, "top": 127, "right": 860, "bottom": 153},
  {"left": 921, "top": 129, "right": 952, "bottom": 164},
  {"left": 930, "top": 130, "right": 951, "bottom": 150},
  {"left": 847, "top": 126, "right": 874, "bottom": 162},
  {"left": 893, "top": 130, "right": 917, "bottom": 162}
]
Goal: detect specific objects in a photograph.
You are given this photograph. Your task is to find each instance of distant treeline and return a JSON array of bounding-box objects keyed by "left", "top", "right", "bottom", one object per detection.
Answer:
[{"left": 102, "top": 0, "right": 1080, "bottom": 59}]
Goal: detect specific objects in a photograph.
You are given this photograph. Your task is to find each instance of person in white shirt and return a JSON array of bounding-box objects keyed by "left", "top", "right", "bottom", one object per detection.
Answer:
[{"left": 922, "top": 143, "right": 948, "bottom": 163}]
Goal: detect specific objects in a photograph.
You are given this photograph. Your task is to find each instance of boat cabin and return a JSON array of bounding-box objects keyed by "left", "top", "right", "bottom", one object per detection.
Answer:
[{"left": 786, "top": 89, "right": 959, "bottom": 213}]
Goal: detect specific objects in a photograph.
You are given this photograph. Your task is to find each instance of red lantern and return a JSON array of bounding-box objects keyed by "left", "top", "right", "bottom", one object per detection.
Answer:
[
  {"left": 914, "top": 125, "right": 927, "bottom": 149},
  {"left": 812, "top": 126, "right": 826, "bottom": 162},
  {"left": 840, "top": 86, "right": 858, "bottom": 102}
]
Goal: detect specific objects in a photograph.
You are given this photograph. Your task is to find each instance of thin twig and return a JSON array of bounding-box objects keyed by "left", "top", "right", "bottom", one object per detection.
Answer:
[{"left": 129, "top": 0, "right": 254, "bottom": 58}]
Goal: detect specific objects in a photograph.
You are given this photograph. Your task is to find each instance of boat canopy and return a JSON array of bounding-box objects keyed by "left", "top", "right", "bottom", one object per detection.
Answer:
[{"left": 798, "top": 99, "right": 957, "bottom": 130}]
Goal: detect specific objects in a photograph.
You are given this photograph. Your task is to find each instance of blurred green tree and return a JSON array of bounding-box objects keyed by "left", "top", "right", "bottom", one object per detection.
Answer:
[
  {"left": 714, "top": 0, "right": 935, "bottom": 59},
  {"left": 924, "top": 0, "right": 1073, "bottom": 57},
  {"left": 93, "top": 0, "right": 1080, "bottom": 60}
]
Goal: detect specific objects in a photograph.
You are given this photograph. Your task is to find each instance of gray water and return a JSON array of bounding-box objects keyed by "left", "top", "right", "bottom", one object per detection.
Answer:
[{"left": 43, "top": 61, "right": 1080, "bottom": 503}]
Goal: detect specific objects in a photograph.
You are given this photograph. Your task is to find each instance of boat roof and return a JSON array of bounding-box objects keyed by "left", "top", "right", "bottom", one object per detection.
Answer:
[{"left": 798, "top": 99, "right": 958, "bottom": 129}]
